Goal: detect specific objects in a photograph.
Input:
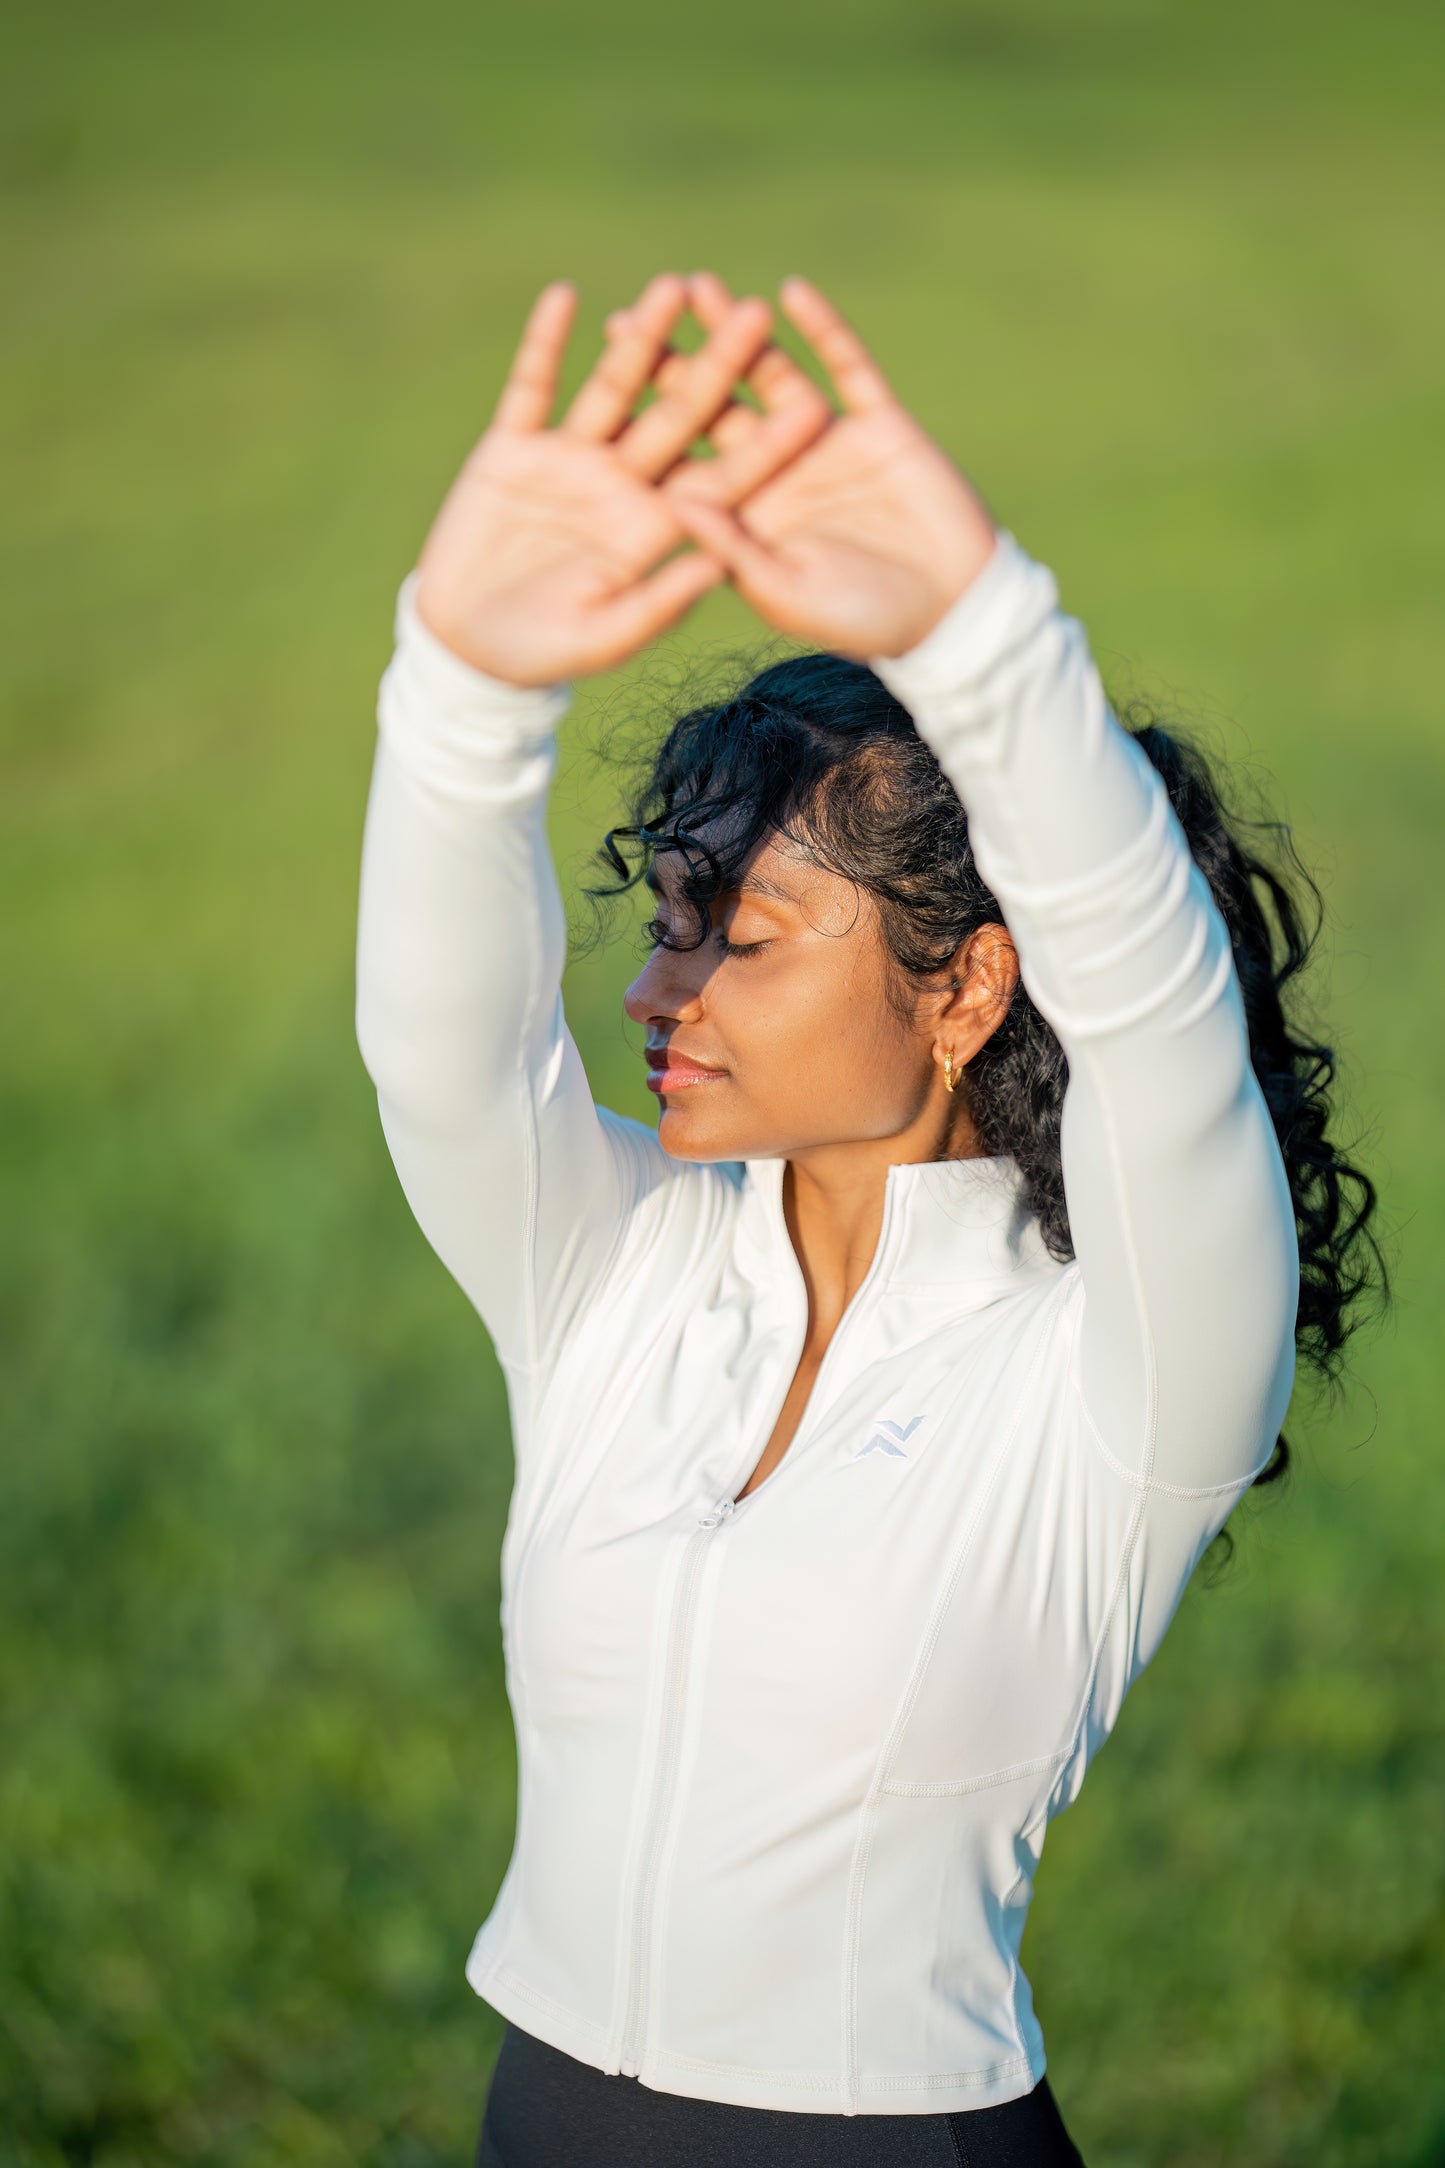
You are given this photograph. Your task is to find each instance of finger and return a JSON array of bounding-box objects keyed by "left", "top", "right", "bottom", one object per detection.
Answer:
[
  {"left": 687, "top": 269, "right": 744, "bottom": 331},
  {"left": 671, "top": 390, "right": 832, "bottom": 508},
  {"left": 667, "top": 497, "right": 796, "bottom": 602},
  {"left": 617, "top": 296, "right": 774, "bottom": 478},
  {"left": 653, "top": 398, "right": 758, "bottom": 495},
  {"left": 563, "top": 273, "right": 687, "bottom": 438},
  {"left": 618, "top": 309, "right": 824, "bottom": 493},
  {"left": 689, "top": 272, "right": 829, "bottom": 417},
  {"left": 639, "top": 316, "right": 821, "bottom": 446},
  {"left": 647, "top": 350, "right": 759, "bottom": 438},
  {"left": 648, "top": 346, "right": 696, "bottom": 399},
  {"left": 648, "top": 312, "right": 830, "bottom": 496},
  {"left": 491, "top": 281, "right": 578, "bottom": 433},
  {"left": 582, "top": 551, "right": 726, "bottom": 664},
  {"left": 561, "top": 273, "right": 688, "bottom": 441},
  {"left": 709, "top": 398, "right": 764, "bottom": 451},
  {"left": 676, "top": 282, "right": 835, "bottom": 495},
  {"left": 776, "top": 276, "right": 895, "bottom": 415},
  {"left": 610, "top": 345, "right": 766, "bottom": 504},
  {"left": 649, "top": 350, "right": 762, "bottom": 450}
]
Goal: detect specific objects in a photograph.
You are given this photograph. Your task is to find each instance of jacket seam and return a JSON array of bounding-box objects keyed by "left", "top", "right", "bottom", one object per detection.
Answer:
[
  {"left": 1075, "top": 1038, "right": 1160, "bottom": 1487},
  {"left": 654, "top": 2046, "right": 1036, "bottom": 2091},
  {"left": 840, "top": 1275, "right": 1069, "bottom": 2109},
  {"left": 589, "top": 1111, "right": 646, "bottom": 1305},
  {"left": 882, "top": 1747, "right": 1071, "bottom": 1799},
  {"left": 530, "top": 1120, "right": 726, "bottom": 1431},
  {"left": 857, "top": 2060, "right": 1037, "bottom": 2092},
  {"left": 1007, "top": 1273, "right": 1150, "bottom": 1855},
  {"left": 1000, "top": 1857, "right": 1031, "bottom": 2072},
  {"left": 516, "top": 820, "right": 545, "bottom": 1377},
  {"left": 1021, "top": 1470, "right": 1149, "bottom": 1853},
  {"left": 502, "top": 1177, "right": 724, "bottom": 1713},
  {"left": 1078, "top": 1393, "right": 1272, "bottom": 1498},
  {"left": 482, "top": 1959, "right": 612, "bottom": 2047},
  {"left": 479, "top": 1951, "right": 1040, "bottom": 2097},
  {"left": 530, "top": 1108, "right": 645, "bottom": 1409}
]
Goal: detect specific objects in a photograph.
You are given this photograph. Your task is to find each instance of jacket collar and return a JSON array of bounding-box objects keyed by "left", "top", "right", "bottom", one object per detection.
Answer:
[{"left": 735, "top": 1151, "right": 1065, "bottom": 1301}]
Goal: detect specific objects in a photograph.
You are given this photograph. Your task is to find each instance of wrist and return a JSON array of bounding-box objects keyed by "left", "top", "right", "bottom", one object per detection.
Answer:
[
  {"left": 399, "top": 571, "right": 571, "bottom": 710},
  {"left": 895, "top": 524, "right": 1003, "bottom": 660},
  {"left": 868, "top": 530, "right": 1058, "bottom": 707}
]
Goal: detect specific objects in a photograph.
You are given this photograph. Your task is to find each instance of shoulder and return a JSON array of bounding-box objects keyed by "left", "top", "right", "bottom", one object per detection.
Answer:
[
  {"left": 594, "top": 1105, "right": 739, "bottom": 1190},
  {"left": 594, "top": 1106, "right": 744, "bottom": 1241}
]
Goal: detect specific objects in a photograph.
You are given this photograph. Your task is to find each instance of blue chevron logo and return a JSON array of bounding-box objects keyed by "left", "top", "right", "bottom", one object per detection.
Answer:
[{"left": 854, "top": 1416, "right": 923, "bottom": 1460}]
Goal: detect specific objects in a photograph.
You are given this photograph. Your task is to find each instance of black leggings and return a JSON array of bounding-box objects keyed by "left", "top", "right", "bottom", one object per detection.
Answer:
[{"left": 476, "top": 2021, "right": 1086, "bottom": 2167}]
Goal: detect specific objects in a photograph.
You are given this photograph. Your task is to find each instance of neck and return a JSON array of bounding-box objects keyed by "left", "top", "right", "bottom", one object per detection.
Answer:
[{"left": 784, "top": 1109, "right": 987, "bottom": 1338}]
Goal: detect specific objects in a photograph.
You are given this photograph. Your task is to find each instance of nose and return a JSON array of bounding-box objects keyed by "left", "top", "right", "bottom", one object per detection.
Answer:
[{"left": 622, "top": 939, "right": 710, "bottom": 1027}]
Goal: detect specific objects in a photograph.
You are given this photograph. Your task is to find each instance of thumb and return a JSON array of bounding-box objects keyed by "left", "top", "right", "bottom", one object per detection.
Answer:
[
  {"left": 668, "top": 497, "right": 791, "bottom": 603},
  {"left": 579, "top": 549, "right": 726, "bottom": 670}
]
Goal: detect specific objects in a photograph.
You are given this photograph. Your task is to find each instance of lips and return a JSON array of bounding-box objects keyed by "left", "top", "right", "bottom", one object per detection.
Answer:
[{"left": 645, "top": 1047, "right": 728, "bottom": 1093}]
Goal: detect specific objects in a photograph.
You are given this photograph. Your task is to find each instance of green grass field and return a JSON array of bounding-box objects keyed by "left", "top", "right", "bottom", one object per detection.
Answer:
[{"left": 3, "top": 2, "right": 1443, "bottom": 2160}]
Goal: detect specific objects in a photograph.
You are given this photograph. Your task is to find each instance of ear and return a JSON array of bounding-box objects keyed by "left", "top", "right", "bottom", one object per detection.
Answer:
[{"left": 937, "top": 923, "right": 1019, "bottom": 1063}]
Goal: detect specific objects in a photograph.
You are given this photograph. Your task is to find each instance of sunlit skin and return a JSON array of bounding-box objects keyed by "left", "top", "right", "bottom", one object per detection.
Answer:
[{"left": 413, "top": 269, "right": 1016, "bottom": 1495}]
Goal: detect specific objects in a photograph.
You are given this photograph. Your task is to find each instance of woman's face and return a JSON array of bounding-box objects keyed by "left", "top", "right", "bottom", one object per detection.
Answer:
[{"left": 621, "top": 824, "right": 1014, "bottom": 1166}]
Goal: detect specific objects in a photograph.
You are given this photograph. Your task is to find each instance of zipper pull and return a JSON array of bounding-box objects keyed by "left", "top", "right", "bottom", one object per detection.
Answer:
[{"left": 697, "top": 1497, "right": 736, "bottom": 1529}]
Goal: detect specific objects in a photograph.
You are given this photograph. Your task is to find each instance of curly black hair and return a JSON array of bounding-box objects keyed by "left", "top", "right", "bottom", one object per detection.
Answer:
[{"left": 581, "top": 650, "right": 1386, "bottom": 1492}]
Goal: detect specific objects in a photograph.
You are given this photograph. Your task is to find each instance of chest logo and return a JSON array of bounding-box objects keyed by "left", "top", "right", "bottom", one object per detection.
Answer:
[{"left": 853, "top": 1416, "right": 923, "bottom": 1460}]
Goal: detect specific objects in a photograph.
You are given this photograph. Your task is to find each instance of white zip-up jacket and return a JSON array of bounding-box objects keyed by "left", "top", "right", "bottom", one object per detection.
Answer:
[{"left": 354, "top": 530, "right": 1299, "bottom": 2117}]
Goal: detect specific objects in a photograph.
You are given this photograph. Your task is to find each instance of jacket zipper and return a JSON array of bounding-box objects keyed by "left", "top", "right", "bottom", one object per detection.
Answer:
[
  {"left": 614, "top": 1171, "right": 900, "bottom": 2076},
  {"left": 617, "top": 1495, "right": 735, "bottom": 2076}
]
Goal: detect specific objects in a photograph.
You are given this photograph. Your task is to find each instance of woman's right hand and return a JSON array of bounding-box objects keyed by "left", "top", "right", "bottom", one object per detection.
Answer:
[{"left": 411, "top": 274, "right": 827, "bottom": 687}]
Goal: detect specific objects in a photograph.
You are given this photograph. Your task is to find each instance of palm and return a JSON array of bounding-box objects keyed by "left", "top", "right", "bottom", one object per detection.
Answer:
[
  {"left": 418, "top": 428, "right": 685, "bottom": 685},
  {"left": 666, "top": 275, "right": 998, "bottom": 661},
  {"left": 409, "top": 276, "right": 820, "bottom": 687},
  {"left": 733, "top": 407, "right": 988, "bottom": 656}
]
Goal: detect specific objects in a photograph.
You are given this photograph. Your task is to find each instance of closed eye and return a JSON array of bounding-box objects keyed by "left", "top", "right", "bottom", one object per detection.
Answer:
[{"left": 643, "top": 914, "right": 771, "bottom": 960}]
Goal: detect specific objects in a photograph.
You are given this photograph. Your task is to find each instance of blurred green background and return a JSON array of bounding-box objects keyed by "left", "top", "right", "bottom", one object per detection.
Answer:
[{"left": 3, "top": 1, "right": 1442, "bottom": 2161}]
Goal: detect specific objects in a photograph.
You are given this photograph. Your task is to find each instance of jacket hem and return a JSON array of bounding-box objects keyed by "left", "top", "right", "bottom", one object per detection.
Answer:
[
  {"left": 466, "top": 1948, "right": 613, "bottom": 2055},
  {"left": 467, "top": 1949, "right": 1043, "bottom": 2116},
  {"left": 643, "top": 2044, "right": 1044, "bottom": 2116}
]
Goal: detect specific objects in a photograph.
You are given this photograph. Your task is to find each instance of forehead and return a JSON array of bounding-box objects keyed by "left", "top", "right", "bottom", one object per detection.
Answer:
[{"left": 642, "top": 823, "right": 811, "bottom": 904}]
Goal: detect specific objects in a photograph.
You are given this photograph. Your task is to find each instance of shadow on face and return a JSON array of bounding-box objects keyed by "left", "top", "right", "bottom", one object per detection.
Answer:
[{"left": 622, "top": 824, "right": 953, "bottom": 1165}]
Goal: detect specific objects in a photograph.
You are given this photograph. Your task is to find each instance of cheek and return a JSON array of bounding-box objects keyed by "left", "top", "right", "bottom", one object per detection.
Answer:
[{"left": 730, "top": 944, "right": 918, "bottom": 1104}]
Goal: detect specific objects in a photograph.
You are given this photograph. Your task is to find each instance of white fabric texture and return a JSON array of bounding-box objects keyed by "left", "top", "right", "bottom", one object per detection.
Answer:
[{"left": 354, "top": 530, "right": 1299, "bottom": 2116}]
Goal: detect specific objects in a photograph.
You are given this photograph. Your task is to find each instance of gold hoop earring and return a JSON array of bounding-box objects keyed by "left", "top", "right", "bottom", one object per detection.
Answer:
[{"left": 943, "top": 1050, "right": 958, "bottom": 1094}]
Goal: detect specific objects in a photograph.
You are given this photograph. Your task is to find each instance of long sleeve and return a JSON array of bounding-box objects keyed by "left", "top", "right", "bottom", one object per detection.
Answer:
[
  {"left": 354, "top": 572, "right": 663, "bottom": 1381},
  {"left": 872, "top": 531, "right": 1299, "bottom": 1495}
]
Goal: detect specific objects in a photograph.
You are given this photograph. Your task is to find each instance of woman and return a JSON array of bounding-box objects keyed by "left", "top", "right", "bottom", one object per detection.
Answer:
[{"left": 355, "top": 272, "right": 1379, "bottom": 2166}]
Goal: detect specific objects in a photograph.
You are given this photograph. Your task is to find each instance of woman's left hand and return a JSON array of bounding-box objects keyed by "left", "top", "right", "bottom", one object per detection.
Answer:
[{"left": 658, "top": 274, "right": 1000, "bottom": 659}]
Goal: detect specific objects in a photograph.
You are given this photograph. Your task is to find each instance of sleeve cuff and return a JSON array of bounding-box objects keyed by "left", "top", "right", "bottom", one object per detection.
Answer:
[
  {"left": 388, "top": 569, "right": 572, "bottom": 746},
  {"left": 868, "top": 530, "right": 1060, "bottom": 712}
]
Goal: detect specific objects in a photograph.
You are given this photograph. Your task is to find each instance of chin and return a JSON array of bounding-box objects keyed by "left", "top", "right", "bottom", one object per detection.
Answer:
[
  {"left": 656, "top": 1111, "right": 724, "bottom": 1162},
  {"left": 655, "top": 1104, "right": 754, "bottom": 1165}
]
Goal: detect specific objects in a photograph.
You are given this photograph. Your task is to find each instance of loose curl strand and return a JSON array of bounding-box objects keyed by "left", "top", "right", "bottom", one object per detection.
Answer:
[{"left": 580, "top": 651, "right": 1387, "bottom": 1493}]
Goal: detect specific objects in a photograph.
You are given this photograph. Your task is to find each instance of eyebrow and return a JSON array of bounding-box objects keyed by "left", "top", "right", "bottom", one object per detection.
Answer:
[{"left": 643, "top": 866, "right": 795, "bottom": 904}]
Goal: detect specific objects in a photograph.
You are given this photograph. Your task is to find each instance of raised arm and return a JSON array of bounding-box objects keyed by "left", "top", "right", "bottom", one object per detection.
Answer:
[
  {"left": 356, "top": 589, "right": 612, "bottom": 1381},
  {"left": 355, "top": 276, "right": 829, "bottom": 1377},
  {"left": 670, "top": 274, "right": 1299, "bottom": 1494},
  {"left": 872, "top": 534, "right": 1299, "bottom": 1492}
]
